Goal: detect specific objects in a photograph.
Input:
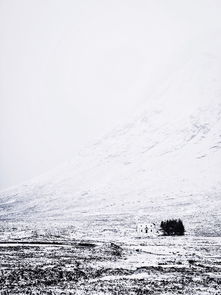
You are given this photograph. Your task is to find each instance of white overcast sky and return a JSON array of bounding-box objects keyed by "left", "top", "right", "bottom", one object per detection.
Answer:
[{"left": 1, "top": 0, "right": 221, "bottom": 190}]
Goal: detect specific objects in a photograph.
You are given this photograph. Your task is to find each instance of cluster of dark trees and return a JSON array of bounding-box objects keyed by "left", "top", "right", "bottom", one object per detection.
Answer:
[{"left": 160, "top": 219, "right": 185, "bottom": 236}]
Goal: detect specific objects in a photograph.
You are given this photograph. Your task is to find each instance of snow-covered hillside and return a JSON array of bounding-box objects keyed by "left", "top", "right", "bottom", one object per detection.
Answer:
[{"left": 0, "top": 39, "right": 221, "bottom": 235}]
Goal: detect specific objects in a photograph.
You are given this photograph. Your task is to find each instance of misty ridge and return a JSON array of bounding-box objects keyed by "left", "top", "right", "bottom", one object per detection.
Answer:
[{"left": 0, "top": 1, "right": 221, "bottom": 294}]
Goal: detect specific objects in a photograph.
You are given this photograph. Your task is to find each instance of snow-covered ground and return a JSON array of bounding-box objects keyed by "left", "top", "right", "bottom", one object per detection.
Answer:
[{"left": 0, "top": 224, "right": 220, "bottom": 294}]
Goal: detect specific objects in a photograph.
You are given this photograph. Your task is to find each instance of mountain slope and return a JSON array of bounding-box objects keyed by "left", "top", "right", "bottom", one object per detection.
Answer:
[{"left": 1, "top": 41, "right": 221, "bottom": 235}]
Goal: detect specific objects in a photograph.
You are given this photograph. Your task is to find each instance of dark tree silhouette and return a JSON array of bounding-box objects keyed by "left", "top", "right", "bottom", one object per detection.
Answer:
[{"left": 160, "top": 219, "right": 185, "bottom": 236}]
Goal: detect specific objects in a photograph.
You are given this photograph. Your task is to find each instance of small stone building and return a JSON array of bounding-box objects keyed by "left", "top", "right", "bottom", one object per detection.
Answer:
[{"left": 136, "top": 223, "right": 158, "bottom": 236}]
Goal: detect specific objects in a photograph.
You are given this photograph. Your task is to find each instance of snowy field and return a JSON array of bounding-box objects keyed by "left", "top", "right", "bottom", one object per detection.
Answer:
[{"left": 0, "top": 217, "right": 220, "bottom": 295}]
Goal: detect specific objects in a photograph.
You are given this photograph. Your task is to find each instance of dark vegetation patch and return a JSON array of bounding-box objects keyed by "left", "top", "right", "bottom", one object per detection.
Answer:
[{"left": 160, "top": 219, "right": 185, "bottom": 236}]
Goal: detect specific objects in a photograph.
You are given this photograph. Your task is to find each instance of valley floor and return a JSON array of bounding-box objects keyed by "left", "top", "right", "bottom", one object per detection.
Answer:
[{"left": 0, "top": 220, "right": 220, "bottom": 294}]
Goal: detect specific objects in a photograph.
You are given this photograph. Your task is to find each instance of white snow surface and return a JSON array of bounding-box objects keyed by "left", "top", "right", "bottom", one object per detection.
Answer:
[{"left": 0, "top": 38, "right": 221, "bottom": 234}]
